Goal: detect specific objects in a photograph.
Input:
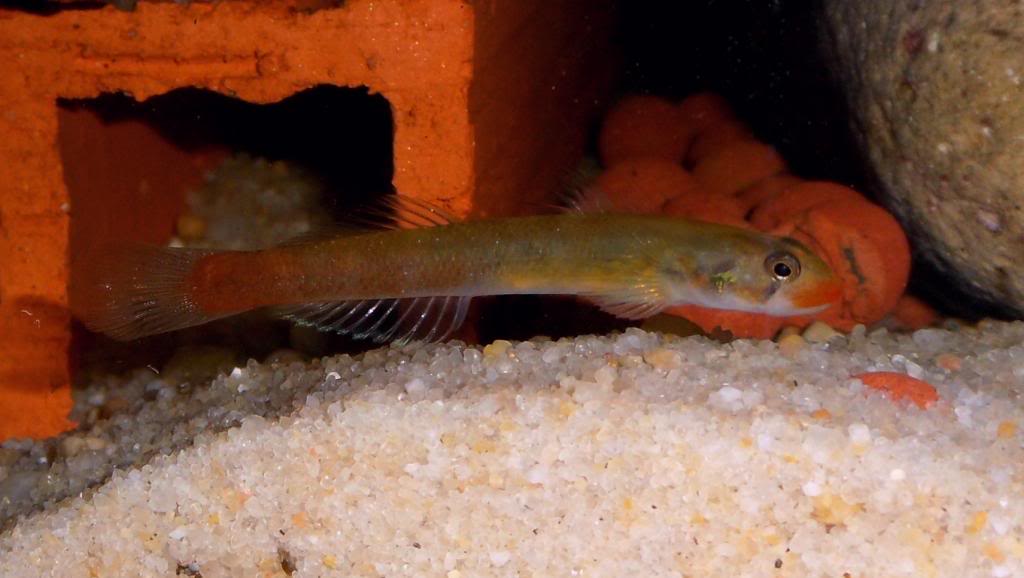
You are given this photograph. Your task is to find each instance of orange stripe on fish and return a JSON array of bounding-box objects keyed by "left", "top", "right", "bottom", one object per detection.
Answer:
[{"left": 789, "top": 276, "right": 843, "bottom": 311}]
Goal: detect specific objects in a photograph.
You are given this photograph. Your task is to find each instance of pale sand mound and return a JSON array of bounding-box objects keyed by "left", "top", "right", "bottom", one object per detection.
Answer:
[{"left": 2, "top": 324, "right": 1024, "bottom": 577}]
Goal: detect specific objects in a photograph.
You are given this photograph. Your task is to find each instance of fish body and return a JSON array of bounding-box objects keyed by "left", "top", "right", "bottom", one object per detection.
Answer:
[{"left": 72, "top": 208, "right": 841, "bottom": 343}]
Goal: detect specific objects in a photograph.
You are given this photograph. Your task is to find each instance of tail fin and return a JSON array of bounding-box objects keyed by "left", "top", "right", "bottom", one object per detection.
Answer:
[{"left": 70, "top": 242, "right": 224, "bottom": 341}]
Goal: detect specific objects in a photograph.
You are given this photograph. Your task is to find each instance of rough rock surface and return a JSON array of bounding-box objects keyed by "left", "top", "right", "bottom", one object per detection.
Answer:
[{"left": 821, "top": 1, "right": 1024, "bottom": 315}]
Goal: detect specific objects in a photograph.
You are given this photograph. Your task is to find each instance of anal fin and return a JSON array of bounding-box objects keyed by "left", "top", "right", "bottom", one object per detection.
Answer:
[{"left": 276, "top": 295, "right": 472, "bottom": 345}]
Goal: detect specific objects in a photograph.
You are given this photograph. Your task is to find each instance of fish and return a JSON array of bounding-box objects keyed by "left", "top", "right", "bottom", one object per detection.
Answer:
[{"left": 70, "top": 195, "right": 842, "bottom": 344}]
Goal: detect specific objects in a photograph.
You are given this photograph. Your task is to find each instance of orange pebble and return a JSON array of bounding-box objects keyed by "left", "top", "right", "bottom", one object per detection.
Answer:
[
  {"left": 661, "top": 192, "right": 750, "bottom": 228},
  {"left": 749, "top": 181, "right": 865, "bottom": 231},
  {"left": 593, "top": 157, "right": 701, "bottom": 213},
  {"left": 935, "top": 353, "right": 962, "bottom": 372},
  {"left": 685, "top": 118, "right": 753, "bottom": 167},
  {"left": 677, "top": 92, "right": 736, "bottom": 136},
  {"left": 773, "top": 199, "right": 911, "bottom": 330},
  {"left": 599, "top": 95, "right": 691, "bottom": 166},
  {"left": 891, "top": 295, "right": 940, "bottom": 330},
  {"left": 856, "top": 371, "right": 939, "bottom": 409},
  {"left": 735, "top": 173, "right": 804, "bottom": 216},
  {"left": 692, "top": 140, "right": 786, "bottom": 198},
  {"left": 811, "top": 408, "right": 833, "bottom": 420},
  {"left": 666, "top": 305, "right": 785, "bottom": 340}
]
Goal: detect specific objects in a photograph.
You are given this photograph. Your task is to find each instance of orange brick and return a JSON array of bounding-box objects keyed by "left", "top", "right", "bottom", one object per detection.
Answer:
[{"left": 0, "top": 0, "right": 615, "bottom": 439}]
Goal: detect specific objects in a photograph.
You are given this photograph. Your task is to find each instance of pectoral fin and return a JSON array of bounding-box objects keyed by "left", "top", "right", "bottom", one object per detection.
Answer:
[{"left": 584, "top": 283, "right": 669, "bottom": 321}]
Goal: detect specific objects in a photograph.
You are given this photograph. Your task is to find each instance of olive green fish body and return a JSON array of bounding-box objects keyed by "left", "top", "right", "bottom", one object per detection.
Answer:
[
  {"left": 72, "top": 210, "right": 841, "bottom": 343},
  {"left": 194, "top": 214, "right": 774, "bottom": 305}
]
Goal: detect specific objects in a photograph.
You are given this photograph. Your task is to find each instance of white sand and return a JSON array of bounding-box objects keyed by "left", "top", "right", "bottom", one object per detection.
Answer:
[{"left": 2, "top": 323, "right": 1024, "bottom": 577}]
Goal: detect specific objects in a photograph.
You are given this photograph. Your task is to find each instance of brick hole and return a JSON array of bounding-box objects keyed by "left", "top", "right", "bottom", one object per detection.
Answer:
[
  {"left": 58, "top": 85, "right": 394, "bottom": 375},
  {"left": 2, "top": 1, "right": 107, "bottom": 16}
]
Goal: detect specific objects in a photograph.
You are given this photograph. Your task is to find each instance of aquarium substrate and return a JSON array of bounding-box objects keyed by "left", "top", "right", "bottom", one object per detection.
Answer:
[{"left": 1, "top": 323, "right": 1023, "bottom": 577}]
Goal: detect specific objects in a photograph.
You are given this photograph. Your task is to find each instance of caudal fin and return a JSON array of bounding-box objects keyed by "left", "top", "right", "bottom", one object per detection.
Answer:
[{"left": 70, "top": 242, "right": 223, "bottom": 341}]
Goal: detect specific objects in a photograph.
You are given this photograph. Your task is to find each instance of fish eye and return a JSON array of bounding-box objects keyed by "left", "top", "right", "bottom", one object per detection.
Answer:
[{"left": 765, "top": 252, "right": 801, "bottom": 282}]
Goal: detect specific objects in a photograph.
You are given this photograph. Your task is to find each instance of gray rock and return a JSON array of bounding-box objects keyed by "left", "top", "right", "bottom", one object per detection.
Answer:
[{"left": 821, "top": 1, "right": 1024, "bottom": 315}]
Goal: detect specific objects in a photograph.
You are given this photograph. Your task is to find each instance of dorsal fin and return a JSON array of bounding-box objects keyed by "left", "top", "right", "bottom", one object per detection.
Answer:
[
  {"left": 382, "top": 194, "right": 458, "bottom": 228},
  {"left": 556, "top": 157, "right": 612, "bottom": 214}
]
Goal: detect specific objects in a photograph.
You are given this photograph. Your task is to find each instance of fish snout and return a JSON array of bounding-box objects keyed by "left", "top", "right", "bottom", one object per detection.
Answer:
[{"left": 788, "top": 277, "right": 843, "bottom": 311}]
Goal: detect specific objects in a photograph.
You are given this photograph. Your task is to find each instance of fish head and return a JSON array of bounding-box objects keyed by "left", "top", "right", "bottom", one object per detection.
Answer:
[
  {"left": 755, "top": 237, "right": 842, "bottom": 315},
  {"left": 664, "top": 233, "right": 842, "bottom": 316}
]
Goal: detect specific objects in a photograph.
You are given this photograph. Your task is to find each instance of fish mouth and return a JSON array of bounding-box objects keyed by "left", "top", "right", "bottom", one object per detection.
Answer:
[
  {"left": 756, "top": 279, "right": 843, "bottom": 316},
  {"left": 784, "top": 302, "right": 833, "bottom": 316},
  {"left": 757, "top": 297, "right": 832, "bottom": 317},
  {"left": 681, "top": 279, "right": 843, "bottom": 317},
  {"left": 696, "top": 293, "right": 833, "bottom": 317}
]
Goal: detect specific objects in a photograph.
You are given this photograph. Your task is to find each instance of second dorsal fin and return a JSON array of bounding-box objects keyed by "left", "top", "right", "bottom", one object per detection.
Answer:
[
  {"left": 280, "top": 194, "right": 460, "bottom": 245},
  {"left": 342, "top": 194, "right": 458, "bottom": 230}
]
